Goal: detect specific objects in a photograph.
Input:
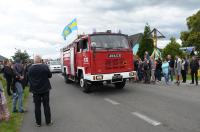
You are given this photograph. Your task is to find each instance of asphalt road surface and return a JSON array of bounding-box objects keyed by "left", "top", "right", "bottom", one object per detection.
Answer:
[{"left": 21, "top": 74, "right": 200, "bottom": 132}]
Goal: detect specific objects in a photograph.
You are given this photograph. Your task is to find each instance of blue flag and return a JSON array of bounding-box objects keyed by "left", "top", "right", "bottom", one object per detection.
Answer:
[{"left": 62, "top": 18, "right": 78, "bottom": 40}]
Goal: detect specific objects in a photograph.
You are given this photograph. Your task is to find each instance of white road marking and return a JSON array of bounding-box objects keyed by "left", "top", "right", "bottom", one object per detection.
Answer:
[
  {"left": 104, "top": 98, "right": 120, "bottom": 105},
  {"left": 132, "top": 112, "right": 162, "bottom": 126}
]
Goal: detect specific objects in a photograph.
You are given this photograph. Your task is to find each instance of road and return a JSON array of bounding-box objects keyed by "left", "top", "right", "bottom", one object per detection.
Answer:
[{"left": 21, "top": 74, "right": 200, "bottom": 132}]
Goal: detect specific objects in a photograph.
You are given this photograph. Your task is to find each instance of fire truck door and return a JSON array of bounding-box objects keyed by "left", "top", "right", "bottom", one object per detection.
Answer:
[{"left": 82, "top": 39, "right": 90, "bottom": 73}]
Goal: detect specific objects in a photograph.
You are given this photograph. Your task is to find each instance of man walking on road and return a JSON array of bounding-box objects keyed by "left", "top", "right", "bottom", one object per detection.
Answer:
[
  {"left": 28, "top": 55, "right": 53, "bottom": 127},
  {"left": 190, "top": 56, "right": 199, "bottom": 86}
]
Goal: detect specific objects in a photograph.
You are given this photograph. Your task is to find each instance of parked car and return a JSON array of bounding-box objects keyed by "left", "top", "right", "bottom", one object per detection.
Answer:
[{"left": 48, "top": 61, "right": 61, "bottom": 73}]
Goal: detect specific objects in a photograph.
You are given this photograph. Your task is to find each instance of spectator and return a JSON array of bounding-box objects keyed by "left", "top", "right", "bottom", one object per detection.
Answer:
[
  {"left": 134, "top": 58, "right": 139, "bottom": 72},
  {"left": 143, "top": 58, "right": 151, "bottom": 83},
  {"left": 144, "top": 51, "right": 150, "bottom": 60},
  {"left": 174, "top": 56, "right": 182, "bottom": 86},
  {"left": 167, "top": 55, "right": 174, "bottom": 82},
  {"left": 28, "top": 55, "right": 53, "bottom": 127},
  {"left": 155, "top": 58, "right": 162, "bottom": 81},
  {"left": 150, "top": 56, "right": 156, "bottom": 83},
  {"left": 2, "top": 59, "right": 13, "bottom": 96},
  {"left": 137, "top": 58, "right": 143, "bottom": 82},
  {"left": 162, "top": 59, "right": 169, "bottom": 85},
  {"left": 0, "top": 62, "right": 4, "bottom": 73},
  {"left": 190, "top": 48, "right": 197, "bottom": 56},
  {"left": 13, "top": 57, "right": 25, "bottom": 113},
  {"left": 181, "top": 57, "right": 189, "bottom": 83},
  {"left": 0, "top": 81, "right": 10, "bottom": 121},
  {"left": 190, "top": 56, "right": 199, "bottom": 85},
  {"left": 24, "top": 60, "right": 32, "bottom": 87}
]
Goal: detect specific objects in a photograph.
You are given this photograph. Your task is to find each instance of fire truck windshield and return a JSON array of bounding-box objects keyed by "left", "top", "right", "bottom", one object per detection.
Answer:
[{"left": 90, "top": 35, "right": 129, "bottom": 50}]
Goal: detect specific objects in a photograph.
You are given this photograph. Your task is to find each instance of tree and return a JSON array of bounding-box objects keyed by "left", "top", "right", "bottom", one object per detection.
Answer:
[
  {"left": 137, "top": 24, "right": 154, "bottom": 59},
  {"left": 12, "top": 49, "right": 30, "bottom": 63},
  {"left": 162, "top": 37, "right": 183, "bottom": 59},
  {"left": 180, "top": 10, "right": 200, "bottom": 56}
]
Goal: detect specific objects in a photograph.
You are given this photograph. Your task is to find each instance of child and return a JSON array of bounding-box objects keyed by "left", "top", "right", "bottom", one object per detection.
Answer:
[
  {"left": 0, "top": 82, "right": 10, "bottom": 122},
  {"left": 162, "top": 59, "right": 170, "bottom": 85}
]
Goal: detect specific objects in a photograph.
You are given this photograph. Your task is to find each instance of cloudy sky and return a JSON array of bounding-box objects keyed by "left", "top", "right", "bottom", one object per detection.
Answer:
[{"left": 0, "top": 0, "right": 199, "bottom": 59}]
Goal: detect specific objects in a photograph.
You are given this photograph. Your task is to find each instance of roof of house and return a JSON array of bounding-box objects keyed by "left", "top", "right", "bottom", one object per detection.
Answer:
[
  {"left": 0, "top": 55, "right": 6, "bottom": 61},
  {"left": 128, "top": 33, "right": 143, "bottom": 47}
]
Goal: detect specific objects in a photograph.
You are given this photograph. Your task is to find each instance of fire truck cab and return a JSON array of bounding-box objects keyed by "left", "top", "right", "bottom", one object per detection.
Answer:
[{"left": 61, "top": 31, "right": 135, "bottom": 93}]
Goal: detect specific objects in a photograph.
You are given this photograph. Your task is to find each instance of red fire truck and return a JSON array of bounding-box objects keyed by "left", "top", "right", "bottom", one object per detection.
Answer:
[{"left": 61, "top": 31, "right": 135, "bottom": 93}]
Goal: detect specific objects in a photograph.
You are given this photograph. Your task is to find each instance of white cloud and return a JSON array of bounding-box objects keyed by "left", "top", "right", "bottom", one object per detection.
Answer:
[{"left": 0, "top": 0, "right": 199, "bottom": 59}]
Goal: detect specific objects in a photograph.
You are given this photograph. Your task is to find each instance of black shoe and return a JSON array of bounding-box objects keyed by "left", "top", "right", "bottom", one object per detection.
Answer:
[
  {"left": 196, "top": 83, "right": 198, "bottom": 86},
  {"left": 46, "top": 121, "right": 53, "bottom": 126},
  {"left": 190, "top": 82, "right": 194, "bottom": 84}
]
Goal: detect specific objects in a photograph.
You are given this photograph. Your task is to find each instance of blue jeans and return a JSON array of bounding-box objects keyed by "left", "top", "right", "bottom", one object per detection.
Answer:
[
  {"left": 13, "top": 82, "right": 24, "bottom": 112},
  {"left": 163, "top": 73, "right": 169, "bottom": 84}
]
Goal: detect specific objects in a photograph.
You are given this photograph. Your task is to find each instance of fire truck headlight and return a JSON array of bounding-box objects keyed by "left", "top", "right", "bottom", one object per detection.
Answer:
[
  {"left": 96, "top": 75, "right": 103, "bottom": 80},
  {"left": 129, "top": 72, "right": 135, "bottom": 77}
]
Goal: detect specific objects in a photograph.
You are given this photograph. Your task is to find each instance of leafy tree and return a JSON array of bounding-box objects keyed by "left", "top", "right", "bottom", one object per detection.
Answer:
[
  {"left": 180, "top": 10, "right": 200, "bottom": 56},
  {"left": 162, "top": 37, "right": 183, "bottom": 59},
  {"left": 137, "top": 24, "right": 154, "bottom": 59},
  {"left": 12, "top": 49, "right": 30, "bottom": 63}
]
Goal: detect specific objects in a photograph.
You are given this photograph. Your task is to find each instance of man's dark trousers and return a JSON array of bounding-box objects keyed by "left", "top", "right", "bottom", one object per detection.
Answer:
[
  {"left": 33, "top": 92, "right": 51, "bottom": 125},
  {"left": 191, "top": 70, "right": 198, "bottom": 84}
]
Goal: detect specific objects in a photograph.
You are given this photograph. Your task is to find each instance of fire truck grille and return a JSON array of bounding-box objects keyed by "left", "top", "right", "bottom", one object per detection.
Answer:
[{"left": 105, "top": 59, "right": 125, "bottom": 69}]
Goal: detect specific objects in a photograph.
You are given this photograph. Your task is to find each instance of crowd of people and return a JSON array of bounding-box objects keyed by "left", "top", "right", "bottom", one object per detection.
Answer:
[
  {"left": 0, "top": 56, "right": 52, "bottom": 127},
  {"left": 134, "top": 51, "right": 200, "bottom": 86},
  {"left": 0, "top": 58, "right": 32, "bottom": 122}
]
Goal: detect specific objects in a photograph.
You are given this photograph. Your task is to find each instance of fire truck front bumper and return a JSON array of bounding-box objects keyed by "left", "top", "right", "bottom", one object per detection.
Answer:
[{"left": 84, "top": 71, "right": 136, "bottom": 83}]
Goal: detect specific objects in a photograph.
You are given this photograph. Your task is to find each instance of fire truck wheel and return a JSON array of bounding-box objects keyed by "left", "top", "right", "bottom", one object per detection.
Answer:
[
  {"left": 82, "top": 80, "right": 92, "bottom": 93},
  {"left": 80, "top": 78, "right": 85, "bottom": 88},
  {"left": 115, "top": 81, "right": 126, "bottom": 89}
]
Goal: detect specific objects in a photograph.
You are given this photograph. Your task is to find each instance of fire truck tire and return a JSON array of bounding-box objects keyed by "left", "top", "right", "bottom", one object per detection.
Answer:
[
  {"left": 115, "top": 80, "right": 126, "bottom": 89},
  {"left": 80, "top": 79, "right": 92, "bottom": 93},
  {"left": 79, "top": 74, "right": 92, "bottom": 93}
]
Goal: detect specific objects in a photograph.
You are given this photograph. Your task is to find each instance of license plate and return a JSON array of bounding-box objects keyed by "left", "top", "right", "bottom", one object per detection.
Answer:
[{"left": 112, "top": 74, "right": 123, "bottom": 83}]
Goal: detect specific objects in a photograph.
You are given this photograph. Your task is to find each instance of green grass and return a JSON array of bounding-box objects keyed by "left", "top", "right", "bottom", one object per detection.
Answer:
[
  {"left": 186, "top": 75, "right": 192, "bottom": 80},
  {"left": 0, "top": 74, "right": 29, "bottom": 132}
]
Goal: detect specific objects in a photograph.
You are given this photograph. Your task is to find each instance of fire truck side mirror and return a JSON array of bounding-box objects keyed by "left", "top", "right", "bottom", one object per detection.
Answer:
[{"left": 91, "top": 42, "right": 96, "bottom": 50}]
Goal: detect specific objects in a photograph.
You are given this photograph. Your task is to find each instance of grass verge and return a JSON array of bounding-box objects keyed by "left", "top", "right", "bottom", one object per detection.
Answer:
[{"left": 0, "top": 74, "right": 29, "bottom": 132}]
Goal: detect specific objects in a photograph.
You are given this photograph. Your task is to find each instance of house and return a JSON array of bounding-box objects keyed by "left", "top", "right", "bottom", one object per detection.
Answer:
[{"left": 128, "top": 33, "right": 143, "bottom": 55}]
